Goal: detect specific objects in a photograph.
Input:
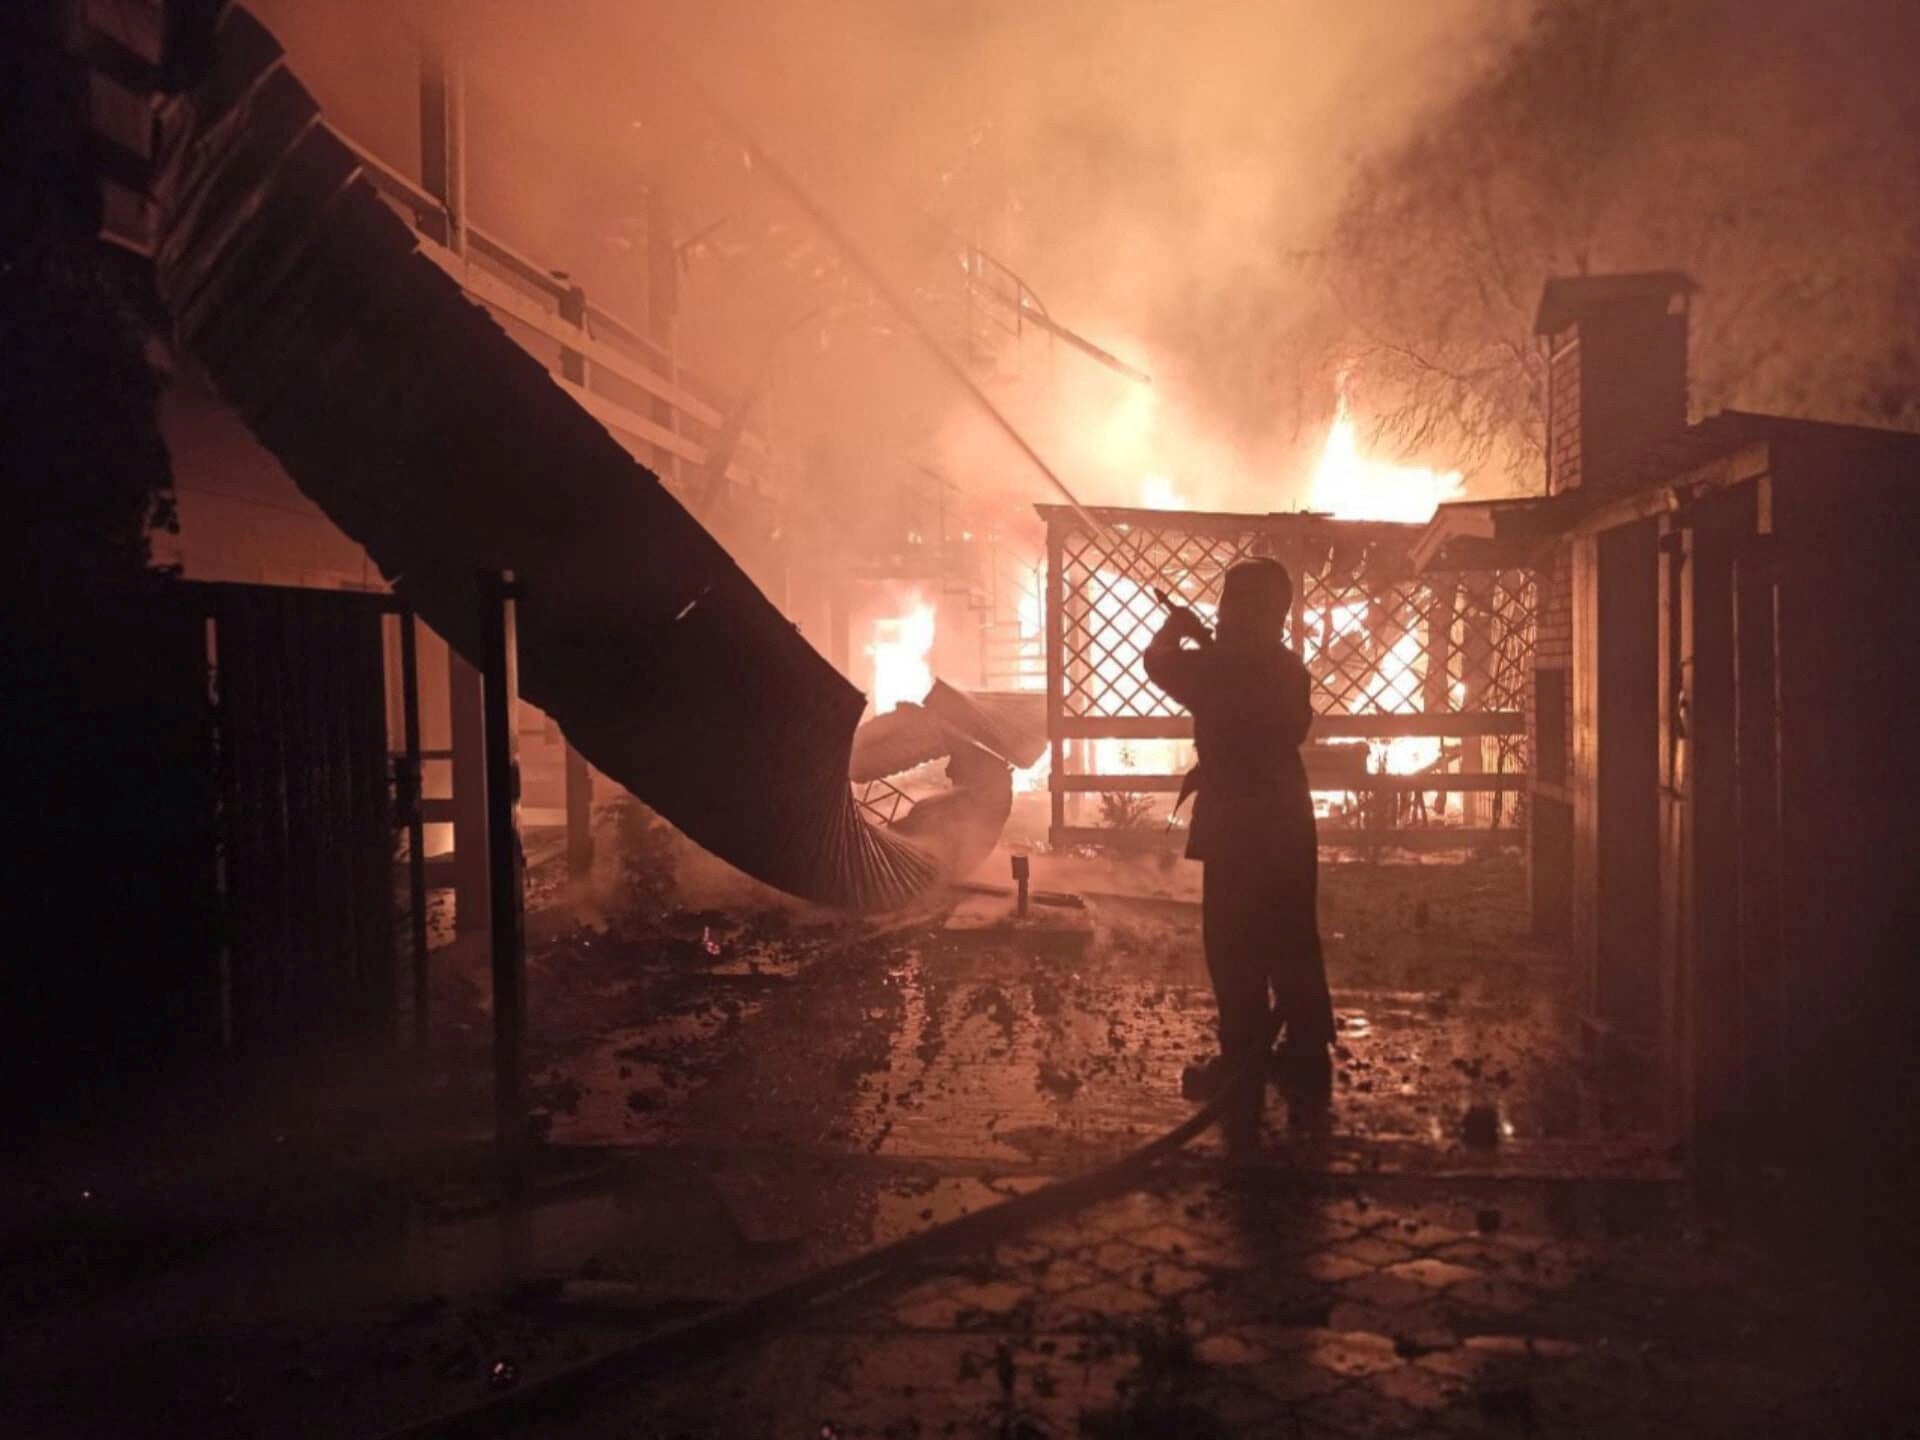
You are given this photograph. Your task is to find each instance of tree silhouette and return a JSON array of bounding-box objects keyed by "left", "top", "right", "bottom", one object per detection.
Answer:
[{"left": 1307, "top": 0, "right": 1920, "bottom": 484}]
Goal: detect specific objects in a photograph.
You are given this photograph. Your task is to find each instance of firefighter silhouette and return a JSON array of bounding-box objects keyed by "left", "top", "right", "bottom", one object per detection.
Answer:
[{"left": 1145, "top": 558, "right": 1333, "bottom": 1142}]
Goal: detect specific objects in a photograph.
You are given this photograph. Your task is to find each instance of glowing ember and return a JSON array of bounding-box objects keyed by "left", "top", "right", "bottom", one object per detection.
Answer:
[
  {"left": 867, "top": 595, "right": 936, "bottom": 715},
  {"left": 1307, "top": 390, "right": 1462, "bottom": 523}
]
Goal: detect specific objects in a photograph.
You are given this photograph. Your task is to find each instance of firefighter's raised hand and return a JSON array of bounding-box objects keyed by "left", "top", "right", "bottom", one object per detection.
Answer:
[{"left": 1158, "top": 605, "right": 1209, "bottom": 645}]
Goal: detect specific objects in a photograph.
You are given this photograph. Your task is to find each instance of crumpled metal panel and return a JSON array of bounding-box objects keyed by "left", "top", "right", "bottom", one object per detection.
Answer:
[
  {"left": 149, "top": 8, "right": 941, "bottom": 909},
  {"left": 849, "top": 683, "right": 1048, "bottom": 784},
  {"left": 921, "top": 684, "right": 1048, "bottom": 771},
  {"left": 848, "top": 702, "right": 959, "bottom": 784}
]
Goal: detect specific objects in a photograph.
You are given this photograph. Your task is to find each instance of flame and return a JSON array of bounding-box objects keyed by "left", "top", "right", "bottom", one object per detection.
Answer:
[
  {"left": 1017, "top": 391, "right": 1475, "bottom": 823},
  {"left": 1012, "top": 747, "right": 1050, "bottom": 794},
  {"left": 867, "top": 596, "right": 935, "bottom": 715},
  {"left": 1307, "top": 391, "right": 1462, "bottom": 524},
  {"left": 1137, "top": 473, "right": 1186, "bottom": 510},
  {"left": 1016, "top": 581, "right": 1044, "bottom": 649}
]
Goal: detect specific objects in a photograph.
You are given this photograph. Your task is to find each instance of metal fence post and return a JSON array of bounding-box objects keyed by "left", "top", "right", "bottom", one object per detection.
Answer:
[
  {"left": 479, "top": 570, "right": 527, "bottom": 1180},
  {"left": 448, "top": 651, "right": 488, "bottom": 934}
]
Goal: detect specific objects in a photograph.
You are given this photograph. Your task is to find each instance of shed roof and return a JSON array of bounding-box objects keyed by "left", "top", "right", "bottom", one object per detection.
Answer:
[
  {"left": 1606, "top": 410, "right": 1920, "bottom": 497},
  {"left": 1424, "top": 411, "right": 1920, "bottom": 556},
  {"left": 1410, "top": 495, "right": 1570, "bottom": 572}
]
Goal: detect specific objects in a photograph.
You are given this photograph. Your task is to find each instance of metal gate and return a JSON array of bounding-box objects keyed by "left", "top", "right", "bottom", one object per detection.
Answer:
[
  {"left": 204, "top": 583, "right": 400, "bottom": 1052},
  {"left": 1038, "top": 505, "right": 1536, "bottom": 847},
  {"left": 5, "top": 580, "right": 411, "bottom": 1122}
]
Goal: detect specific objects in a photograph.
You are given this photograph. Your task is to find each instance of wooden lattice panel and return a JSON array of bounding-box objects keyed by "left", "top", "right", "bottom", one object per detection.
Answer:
[
  {"left": 1038, "top": 505, "right": 1539, "bottom": 844},
  {"left": 1049, "top": 507, "right": 1534, "bottom": 723},
  {"left": 1057, "top": 516, "right": 1269, "bottom": 720}
]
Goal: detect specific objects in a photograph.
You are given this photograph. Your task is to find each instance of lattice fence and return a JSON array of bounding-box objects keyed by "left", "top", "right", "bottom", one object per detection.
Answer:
[{"left": 1040, "top": 506, "right": 1538, "bottom": 846}]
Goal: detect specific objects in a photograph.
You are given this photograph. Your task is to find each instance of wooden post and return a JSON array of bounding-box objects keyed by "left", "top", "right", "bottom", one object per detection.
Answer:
[
  {"left": 1569, "top": 536, "right": 1600, "bottom": 1022},
  {"left": 479, "top": 571, "right": 528, "bottom": 1177},
  {"left": 828, "top": 580, "right": 851, "bottom": 678},
  {"left": 565, "top": 743, "right": 593, "bottom": 877},
  {"left": 644, "top": 186, "right": 679, "bottom": 485},
  {"left": 398, "top": 608, "right": 431, "bottom": 1050},
  {"left": 1673, "top": 501, "right": 1743, "bottom": 1179},
  {"left": 1655, "top": 518, "right": 1689, "bottom": 1141},
  {"left": 558, "top": 284, "right": 588, "bottom": 385},
  {"left": 1460, "top": 574, "right": 1496, "bottom": 827},
  {"left": 1731, "top": 533, "right": 1784, "bottom": 1142},
  {"left": 555, "top": 281, "right": 601, "bottom": 887},
  {"left": 1045, "top": 516, "right": 1067, "bottom": 846},
  {"left": 418, "top": 44, "right": 465, "bottom": 254},
  {"left": 1285, "top": 540, "right": 1309, "bottom": 653},
  {"left": 1421, "top": 576, "right": 1459, "bottom": 821}
]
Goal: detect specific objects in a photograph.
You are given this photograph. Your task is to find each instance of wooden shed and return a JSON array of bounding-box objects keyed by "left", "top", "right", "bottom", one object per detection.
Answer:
[{"left": 1417, "top": 273, "right": 1920, "bottom": 1170}]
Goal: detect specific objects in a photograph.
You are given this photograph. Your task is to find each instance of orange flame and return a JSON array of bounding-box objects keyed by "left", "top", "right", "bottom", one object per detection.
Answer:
[
  {"left": 1307, "top": 390, "right": 1461, "bottom": 524},
  {"left": 867, "top": 596, "right": 935, "bottom": 715}
]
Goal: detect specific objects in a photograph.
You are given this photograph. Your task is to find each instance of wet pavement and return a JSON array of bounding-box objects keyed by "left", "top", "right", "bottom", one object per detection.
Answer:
[
  {"left": 529, "top": 835, "right": 1659, "bottom": 1176},
  {"left": 591, "top": 1168, "right": 1885, "bottom": 1439},
  {"left": 2, "top": 810, "right": 1911, "bottom": 1437}
]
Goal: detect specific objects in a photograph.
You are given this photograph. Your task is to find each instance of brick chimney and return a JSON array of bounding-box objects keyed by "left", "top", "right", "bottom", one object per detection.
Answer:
[{"left": 1534, "top": 272, "right": 1694, "bottom": 496}]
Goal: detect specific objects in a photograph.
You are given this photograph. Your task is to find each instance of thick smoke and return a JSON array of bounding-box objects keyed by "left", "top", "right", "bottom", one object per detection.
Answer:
[
  {"left": 243, "top": 1, "right": 1918, "bottom": 525},
  {"left": 255, "top": 0, "right": 1528, "bottom": 522}
]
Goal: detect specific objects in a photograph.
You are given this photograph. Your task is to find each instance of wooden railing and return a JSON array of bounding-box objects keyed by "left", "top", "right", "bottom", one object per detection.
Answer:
[{"left": 333, "top": 127, "right": 781, "bottom": 501}]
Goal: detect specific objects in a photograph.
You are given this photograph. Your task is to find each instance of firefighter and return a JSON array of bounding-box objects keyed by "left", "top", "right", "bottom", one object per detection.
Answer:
[{"left": 1144, "top": 557, "right": 1334, "bottom": 1145}]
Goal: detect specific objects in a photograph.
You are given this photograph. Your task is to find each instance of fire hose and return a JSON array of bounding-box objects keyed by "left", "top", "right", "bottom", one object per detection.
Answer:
[{"left": 375, "top": 1023, "right": 1285, "bottom": 1440}]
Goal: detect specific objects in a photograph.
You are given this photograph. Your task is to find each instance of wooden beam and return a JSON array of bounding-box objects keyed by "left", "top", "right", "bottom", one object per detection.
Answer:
[
  {"left": 1056, "top": 771, "right": 1527, "bottom": 795},
  {"left": 1055, "top": 711, "right": 1525, "bottom": 741},
  {"left": 1315, "top": 712, "right": 1526, "bottom": 738},
  {"left": 1032, "top": 503, "right": 1420, "bottom": 546},
  {"left": 1048, "top": 824, "right": 1522, "bottom": 852},
  {"left": 1321, "top": 826, "right": 1525, "bottom": 850},
  {"left": 1344, "top": 772, "right": 1528, "bottom": 794},
  {"left": 1057, "top": 773, "right": 1187, "bottom": 793}
]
